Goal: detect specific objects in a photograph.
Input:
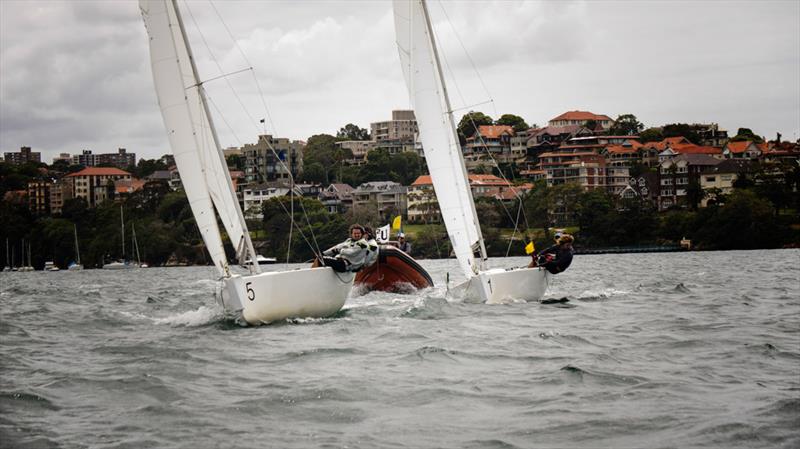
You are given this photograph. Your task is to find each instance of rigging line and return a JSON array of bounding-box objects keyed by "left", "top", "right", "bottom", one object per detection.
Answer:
[
  {"left": 261, "top": 137, "right": 324, "bottom": 258},
  {"left": 286, "top": 169, "right": 294, "bottom": 266},
  {"left": 431, "top": 0, "right": 530, "bottom": 236},
  {"left": 207, "top": 95, "right": 244, "bottom": 147},
  {"left": 448, "top": 100, "right": 495, "bottom": 115},
  {"left": 183, "top": 0, "right": 262, "bottom": 136},
  {"left": 274, "top": 197, "right": 313, "bottom": 255},
  {"left": 435, "top": 0, "right": 495, "bottom": 116},
  {"left": 190, "top": 67, "right": 253, "bottom": 88},
  {"left": 203, "top": 1, "right": 315, "bottom": 257},
  {"left": 208, "top": 0, "right": 278, "bottom": 135},
  {"left": 505, "top": 200, "right": 523, "bottom": 257}
]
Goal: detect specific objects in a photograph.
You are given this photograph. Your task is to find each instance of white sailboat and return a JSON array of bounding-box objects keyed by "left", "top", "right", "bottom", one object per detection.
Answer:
[
  {"left": 68, "top": 224, "right": 84, "bottom": 271},
  {"left": 3, "top": 238, "right": 10, "bottom": 272},
  {"left": 132, "top": 223, "right": 148, "bottom": 268},
  {"left": 392, "top": 0, "right": 549, "bottom": 303},
  {"left": 140, "top": 0, "right": 354, "bottom": 325},
  {"left": 19, "top": 239, "right": 34, "bottom": 272},
  {"left": 103, "top": 205, "right": 134, "bottom": 269}
]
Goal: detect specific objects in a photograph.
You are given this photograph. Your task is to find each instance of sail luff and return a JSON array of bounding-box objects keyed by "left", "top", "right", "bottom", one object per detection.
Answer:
[
  {"left": 140, "top": 0, "right": 229, "bottom": 277},
  {"left": 392, "top": 0, "right": 484, "bottom": 278},
  {"left": 418, "top": 0, "right": 487, "bottom": 268},
  {"left": 168, "top": 0, "right": 259, "bottom": 274}
]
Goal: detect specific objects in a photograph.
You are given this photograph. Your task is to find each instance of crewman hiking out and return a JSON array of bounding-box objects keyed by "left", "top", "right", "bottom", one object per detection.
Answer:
[{"left": 322, "top": 224, "right": 370, "bottom": 272}]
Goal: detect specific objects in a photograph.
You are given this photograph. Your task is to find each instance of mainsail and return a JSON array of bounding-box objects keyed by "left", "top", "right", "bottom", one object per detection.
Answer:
[
  {"left": 393, "top": 0, "right": 486, "bottom": 278},
  {"left": 141, "top": 0, "right": 257, "bottom": 274}
]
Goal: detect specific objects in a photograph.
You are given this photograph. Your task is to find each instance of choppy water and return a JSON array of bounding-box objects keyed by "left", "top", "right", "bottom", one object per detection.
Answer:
[{"left": 1, "top": 250, "right": 799, "bottom": 449}]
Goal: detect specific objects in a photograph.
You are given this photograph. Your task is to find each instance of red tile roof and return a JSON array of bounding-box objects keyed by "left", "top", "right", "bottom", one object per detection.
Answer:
[
  {"left": 474, "top": 125, "right": 514, "bottom": 139},
  {"left": 550, "top": 110, "right": 613, "bottom": 122},
  {"left": 66, "top": 167, "right": 131, "bottom": 177},
  {"left": 725, "top": 141, "right": 756, "bottom": 154},
  {"left": 411, "top": 174, "right": 510, "bottom": 187},
  {"left": 672, "top": 144, "right": 722, "bottom": 155},
  {"left": 605, "top": 145, "right": 639, "bottom": 155}
]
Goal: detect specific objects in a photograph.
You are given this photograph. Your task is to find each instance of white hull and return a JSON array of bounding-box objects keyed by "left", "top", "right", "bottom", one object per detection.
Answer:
[
  {"left": 103, "top": 262, "right": 135, "bottom": 270},
  {"left": 454, "top": 267, "right": 550, "bottom": 304},
  {"left": 222, "top": 266, "right": 354, "bottom": 325},
  {"left": 68, "top": 264, "right": 84, "bottom": 271}
]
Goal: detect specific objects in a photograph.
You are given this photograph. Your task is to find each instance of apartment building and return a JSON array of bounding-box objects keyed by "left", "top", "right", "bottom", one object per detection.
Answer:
[
  {"left": 71, "top": 148, "right": 135, "bottom": 169},
  {"left": 352, "top": 181, "right": 407, "bottom": 220},
  {"left": 65, "top": 167, "right": 132, "bottom": 207},
  {"left": 242, "top": 134, "right": 303, "bottom": 183},
  {"left": 371, "top": 110, "right": 417, "bottom": 142},
  {"left": 27, "top": 180, "right": 51, "bottom": 215},
  {"left": 242, "top": 181, "right": 292, "bottom": 219},
  {"left": 49, "top": 178, "right": 74, "bottom": 215},
  {"left": 336, "top": 140, "right": 377, "bottom": 165},
  {"left": 4, "top": 146, "right": 41, "bottom": 165},
  {"left": 658, "top": 154, "right": 721, "bottom": 210}
]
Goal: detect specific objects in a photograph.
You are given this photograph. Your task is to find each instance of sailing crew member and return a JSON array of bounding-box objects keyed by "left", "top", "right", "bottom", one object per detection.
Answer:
[
  {"left": 322, "top": 224, "right": 370, "bottom": 272},
  {"left": 362, "top": 226, "right": 380, "bottom": 268},
  {"left": 396, "top": 233, "right": 412, "bottom": 254},
  {"left": 532, "top": 234, "right": 574, "bottom": 274}
]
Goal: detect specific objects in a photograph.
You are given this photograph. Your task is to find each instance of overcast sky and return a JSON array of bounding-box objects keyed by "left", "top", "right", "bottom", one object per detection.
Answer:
[{"left": 1, "top": 0, "right": 798, "bottom": 162}]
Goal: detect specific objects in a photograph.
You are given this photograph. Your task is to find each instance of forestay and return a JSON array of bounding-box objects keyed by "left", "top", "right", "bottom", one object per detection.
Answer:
[
  {"left": 393, "top": 0, "right": 485, "bottom": 279},
  {"left": 140, "top": 0, "right": 255, "bottom": 274}
]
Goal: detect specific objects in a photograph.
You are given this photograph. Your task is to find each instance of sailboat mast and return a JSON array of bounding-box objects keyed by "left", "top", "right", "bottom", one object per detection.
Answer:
[
  {"left": 132, "top": 222, "right": 141, "bottom": 265},
  {"left": 418, "top": 0, "right": 488, "bottom": 267},
  {"left": 74, "top": 224, "right": 81, "bottom": 265},
  {"left": 170, "top": 0, "right": 261, "bottom": 275},
  {"left": 120, "top": 205, "right": 125, "bottom": 260}
]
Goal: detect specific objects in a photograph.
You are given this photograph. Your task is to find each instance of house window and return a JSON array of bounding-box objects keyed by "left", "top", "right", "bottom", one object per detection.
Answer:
[{"left": 706, "top": 176, "right": 716, "bottom": 183}]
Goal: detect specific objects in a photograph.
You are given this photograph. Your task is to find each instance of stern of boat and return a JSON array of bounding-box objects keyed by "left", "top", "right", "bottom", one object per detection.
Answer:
[{"left": 455, "top": 267, "right": 549, "bottom": 304}]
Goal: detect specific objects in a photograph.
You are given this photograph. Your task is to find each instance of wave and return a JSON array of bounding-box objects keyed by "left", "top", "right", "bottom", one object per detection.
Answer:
[
  {"left": 152, "top": 306, "right": 222, "bottom": 327},
  {"left": 559, "top": 365, "right": 649, "bottom": 386},
  {"left": 0, "top": 391, "right": 60, "bottom": 411}
]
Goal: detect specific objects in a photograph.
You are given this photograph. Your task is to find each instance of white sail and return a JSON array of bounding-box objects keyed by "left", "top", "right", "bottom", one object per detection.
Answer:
[
  {"left": 142, "top": 0, "right": 354, "bottom": 324},
  {"left": 393, "top": 0, "right": 485, "bottom": 279},
  {"left": 140, "top": 0, "right": 230, "bottom": 276}
]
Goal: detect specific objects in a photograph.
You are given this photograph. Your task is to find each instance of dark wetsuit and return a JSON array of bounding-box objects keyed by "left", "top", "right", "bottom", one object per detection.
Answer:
[{"left": 536, "top": 244, "right": 574, "bottom": 274}]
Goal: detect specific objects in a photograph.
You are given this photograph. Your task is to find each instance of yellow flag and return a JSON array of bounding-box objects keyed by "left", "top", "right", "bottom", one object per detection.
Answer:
[
  {"left": 392, "top": 216, "right": 402, "bottom": 231},
  {"left": 525, "top": 241, "right": 535, "bottom": 255}
]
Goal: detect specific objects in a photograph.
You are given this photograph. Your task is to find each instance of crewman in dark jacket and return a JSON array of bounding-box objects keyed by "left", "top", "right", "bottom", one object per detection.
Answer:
[{"left": 533, "top": 234, "right": 574, "bottom": 274}]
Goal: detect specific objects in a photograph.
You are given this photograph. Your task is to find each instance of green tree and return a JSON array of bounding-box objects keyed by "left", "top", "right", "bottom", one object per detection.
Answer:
[
  {"left": 302, "top": 134, "right": 353, "bottom": 184},
  {"left": 457, "top": 111, "right": 493, "bottom": 144},
  {"left": 609, "top": 114, "right": 644, "bottom": 136},
  {"left": 575, "top": 189, "right": 614, "bottom": 246},
  {"left": 693, "top": 190, "right": 787, "bottom": 249},
  {"left": 134, "top": 158, "right": 168, "bottom": 178},
  {"left": 262, "top": 196, "right": 346, "bottom": 262},
  {"left": 684, "top": 179, "right": 705, "bottom": 211},
  {"left": 336, "top": 123, "right": 370, "bottom": 141},
  {"left": 413, "top": 224, "right": 450, "bottom": 259},
  {"left": 639, "top": 127, "right": 664, "bottom": 143},
  {"left": 495, "top": 114, "right": 529, "bottom": 133},
  {"left": 302, "top": 162, "right": 327, "bottom": 184},
  {"left": 730, "top": 127, "right": 764, "bottom": 143},
  {"left": 662, "top": 123, "right": 702, "bottom": 144}
]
